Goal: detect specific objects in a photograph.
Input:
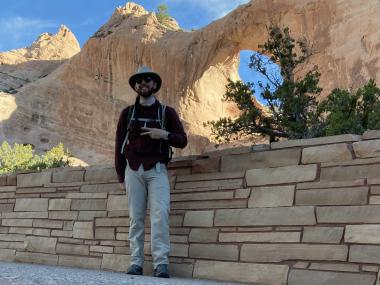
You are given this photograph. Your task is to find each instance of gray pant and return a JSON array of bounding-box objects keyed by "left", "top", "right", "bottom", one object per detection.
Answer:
[{"left": 124, "top": 163, "right": 170, "bottom": 269}]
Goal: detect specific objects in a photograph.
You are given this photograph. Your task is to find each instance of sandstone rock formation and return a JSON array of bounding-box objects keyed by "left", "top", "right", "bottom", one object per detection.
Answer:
[
  {"left": 1, "top": 1, "right": 380, "bottom": 164},
  {"left": 0, "top": 25, "right": 80, "bottom": 93}
]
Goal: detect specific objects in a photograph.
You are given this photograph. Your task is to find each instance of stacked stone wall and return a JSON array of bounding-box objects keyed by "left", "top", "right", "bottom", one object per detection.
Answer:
[{"left": 2, "top": 131, "right": 380, "bottom": 284}]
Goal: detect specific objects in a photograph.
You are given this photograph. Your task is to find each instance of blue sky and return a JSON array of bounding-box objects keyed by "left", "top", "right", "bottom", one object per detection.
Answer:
[{"left": 0, "top": 0, "right": 280, "bottom": 103}]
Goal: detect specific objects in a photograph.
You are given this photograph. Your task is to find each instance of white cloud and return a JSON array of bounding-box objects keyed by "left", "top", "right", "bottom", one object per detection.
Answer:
[
  {"left": 0, "top": 17, "right": 57, "bottom": 51},
  {"left": 168, "top": 0, "right": 250, "bottom": 20}
]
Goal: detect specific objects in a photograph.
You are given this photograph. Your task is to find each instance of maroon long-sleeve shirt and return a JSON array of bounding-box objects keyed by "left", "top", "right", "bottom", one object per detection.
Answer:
[{"left": 115, "top": 98, "right": 187, "bottom": 183}]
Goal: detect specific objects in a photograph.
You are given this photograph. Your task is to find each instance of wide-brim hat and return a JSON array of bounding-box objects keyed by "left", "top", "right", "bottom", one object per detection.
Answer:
[{"left": 129, "top": 66, "right": 162, "bottom": 92}]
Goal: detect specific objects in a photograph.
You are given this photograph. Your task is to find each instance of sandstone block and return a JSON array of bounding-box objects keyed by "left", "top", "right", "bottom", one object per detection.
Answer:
[
  {"left": 24, "top": 236, "right": 57, "bottom": 254},
  {"left": 33, "top": 219, "right": 63, "bottom": 229},
  {"left": 0, "top": 192, "right": 15, "bottom": 199},
  {"left": 183, "top": 210, "right": 214, "bottom": 227},
  {"left": 353, "top": 139, "right": 380, "bottom": 158},
  {"left": 66, "top": 193, "right": 107, "bottom": 199},
  {"left": 296, "top": 187, "right": 368, "bottom": 206},
  {"left": 176, "top": 171, "right": 244, "bottom": 183},
  {"left": 7, "top": 174, "right": 16, "bottom": 186},
  {"left": 95, "top": 218, "right": 129, "bottom": 227},
  {"left": 221, "top": 148, "right": 301, "bottom": 172},
  {"left": 171, "top": 243, "right": 189, "bottom": 257},
  {"left": 33, "top": 229, "right": 50, "bottom": 236},
  {"left": 246, "top": 164, "right": 318, "bottom": 186},
  {"left": 317, "top": 205, "right": 380, "bottom": 223},
  {"left": 350, "top": 245, "right": 380, "bottom": 264},
  {"left": 84, "top": 168, "right": 118, "bottom": 182},
  {"left": 192, "top": 156, "right": 220, "bottom": 173},
  {"left": 78, "top": 211, "right": 107, "bottom": 220},
  {"left": 219, "top": 232, "right": 300, "bottom": 243},
  {"left": 116, "top": 233, "right": 128, "bottom": 241},
  {"left": 171, "top": 199, "right": 247, "bottom": 210},
  {"left": 0, "top": 186, "right": 16, "bottom": 192},
  {"left": 90, "top": 246, "right": 113, "bottom": 253},
  {"left": 101, "top": 254, "right": 130, "bottom": 272},
  {"left": 80, "top": 183, "right": 122, "bottom": 193},
  {"left": 0, "top": 233, "right": 25, "bottom": 242},
  {"left": 189, "top": 244, "right": 238, "bottom": 261},
  {"left": 169, "top": 215, "right": 183, "bottom": 227},
  {"left": 249, "top": 185, "right": 294, "bottom": 207},
  {"left": 73, "top": 222, "right": 93, "bottom": 239},
  {"left": 204, "top": 146, "right": 252, "bottom": 157},
  {"left": 175, "top": 179, "right": 243, "bottom": 191},
  {"left": 170, "top": 235, "right": 187, "bottom": 243},
  {"left": 235, "top": 188, "right": 251, "bottom": 199},
  {"left": 17, "top": 187, "right": 56, "bottom": 194},
  {"left": 171, "top": 191, "right": 233, "bottom": 202},
  {"left": 15, "top": 252, "right": 57, "bottom": 265},
  {"left": 107, "top": 195, "right": 128, "bottom": 211},
  {"left": 271, "top": 134, "right": 361, "bottom": 149},
  {"left": 0, "top": 249, "right": 15, "bottom": 262},
  {"left": 0, "top": 204, "right": 14, "bottom": 212},
  {"left": 2, "top": 219, "right": 32, "bottom": 227},
  {"left": 9, "top": 228, "right": 33, "bottom": 235},
  {"left": 302, "top": 143, "right": 352, "bottom": 164},
  {"left": 56, "top": 243, "right": 89, "bottom": 255},
  {"left": 52, "top": 170, "right": 84, "bottom": 183},
  {"left": 0, "top": 175, "right": 7, "bottom": 186},
  {"left": 320, "top": 164, "right": 380, "bottom": 181},
  {"left": 309, "top": 263, "right": 359, "bottom": 272},
  {"left": 194, "top": 260, "right": 289, "bottom": 285},
  {"left": 51, "top": 230, "right": 73, "bottom": 237},
  {"left": 363, "top": 130, "right": 380, "bottom": 140},
  {"left": 215, "top": 207, "right": 316, "bottom": 226},
  {"left": 49, "top": 199, "right": 71, "bottom": 211},
  {"left": 322, "top": 157, "right": 380, "bottom": 167},
  {"left": 189, "top": 228, "right": 218, "bottom": 242},
  {"left": 17, "top": 172, "right": 51, "bottom": 187},
  {"left": 71, "top": 199, "right": 107, "bottom": 211},
  {"left": 302, "top": 227, "right": 344, "bottom": 243},
  {"left": 362, "top": 265, "right": 379, "bottom": 272},
  {"left": 345, "top": 225, "right": 380, "bottom": 244},
  {"left": 48, "top": 211, "right": 78, "bottom": 220},
  {"left": 288, "top": 269, "right": 375, "bottom": 285},
  {"left": 297, "top": 179, "right": 365, "bottom": 190},
  {"left": 370, "top": 196, "right": 380, "bottom": 204},
  {"left": 63, "top": 221, "right": 74, "bottom": 231},
  {"left": 59, "top": 255, "right": 101, "bottom": 269},
  {"left": 170, "top": 263, "right": 193, "bottom": 278},
  {"left": 95, "top": 227, "right": 115, "bottom": 240},
  {"left": 14, "top": 198, "right": 48, "bottom": 212},
  {"left": 241, "top": 244, "right": 348, "bottom": 262}
]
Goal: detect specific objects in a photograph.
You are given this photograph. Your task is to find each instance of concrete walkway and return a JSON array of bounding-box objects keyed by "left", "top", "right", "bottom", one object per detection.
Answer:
[{"left": 0, "top": 262, "right": 243, "bottom": 285}]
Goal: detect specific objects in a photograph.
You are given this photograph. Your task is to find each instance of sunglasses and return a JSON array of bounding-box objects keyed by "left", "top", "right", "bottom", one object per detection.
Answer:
[{"left": 136, "top": 77, "right": 153, "bottom": 84}]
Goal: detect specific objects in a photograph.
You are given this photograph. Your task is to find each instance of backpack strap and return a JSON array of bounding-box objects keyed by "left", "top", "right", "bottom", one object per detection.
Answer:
[
  {"left": 120, "top": 105, "right": 135, "bottom": 154},
  {"left": 158, "top": 103, "right": 173, "bottom": 160}
]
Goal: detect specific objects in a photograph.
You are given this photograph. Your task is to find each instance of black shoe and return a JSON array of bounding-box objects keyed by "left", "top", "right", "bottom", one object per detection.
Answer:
[
  {"left": 153, "top": 264, "right": 170, "bottom": 278},
  {"left": 127, "top": 264, "right": 143, "bottom": 275}
]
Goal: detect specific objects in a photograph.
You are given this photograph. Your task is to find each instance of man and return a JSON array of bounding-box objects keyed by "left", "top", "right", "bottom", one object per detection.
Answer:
[{"left": 115, "top": 66, "right": 187, "bottom": 278}]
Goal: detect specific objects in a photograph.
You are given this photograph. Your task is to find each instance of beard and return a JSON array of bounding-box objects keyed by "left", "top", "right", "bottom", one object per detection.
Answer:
[{"left": 136, "top": 85, "right": 155, "bottom": 97}]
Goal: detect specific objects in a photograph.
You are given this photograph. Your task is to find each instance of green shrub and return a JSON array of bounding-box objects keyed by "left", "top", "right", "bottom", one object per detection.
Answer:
[
  {"left": 318, "top": 79, "right": 380, "bottom": 136},
  {"left": 0, "top": 142, "right": 71, "bottom": 174},
  {"left": 156, "top": 4, "right": 171, "bottom": 25}
]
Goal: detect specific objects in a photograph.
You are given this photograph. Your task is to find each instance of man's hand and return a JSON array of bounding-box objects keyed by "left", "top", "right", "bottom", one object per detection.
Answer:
[
  {"left": 140, "top": 127, "right": 169, "bottom": 140},
  {"left": 120, "top": 183, "right": 125, "bottom": 190}
]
